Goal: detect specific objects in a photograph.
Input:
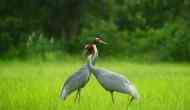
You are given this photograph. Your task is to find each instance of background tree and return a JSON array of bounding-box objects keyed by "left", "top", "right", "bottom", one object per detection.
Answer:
[{"left": 0, "top": 0, "right": 190, "bottom": 61}]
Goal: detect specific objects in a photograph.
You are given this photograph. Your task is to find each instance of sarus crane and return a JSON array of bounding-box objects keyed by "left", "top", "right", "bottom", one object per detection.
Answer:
[
  {"left": 85, "top": 43, "right": 140, "bottom": 106},
  {"left": 60, "top": 37, "right": 107, "bottom": 102}
]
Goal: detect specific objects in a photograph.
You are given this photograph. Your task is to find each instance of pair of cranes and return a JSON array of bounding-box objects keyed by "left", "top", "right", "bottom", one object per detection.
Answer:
[{"left": 60, "top": 37, "right": 140, "bottom": 106}]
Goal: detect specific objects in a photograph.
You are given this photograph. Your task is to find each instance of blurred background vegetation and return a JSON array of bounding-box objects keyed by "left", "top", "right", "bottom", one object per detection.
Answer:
[{"left": 0, "top": 0, "right": 190, "bottom": 61}]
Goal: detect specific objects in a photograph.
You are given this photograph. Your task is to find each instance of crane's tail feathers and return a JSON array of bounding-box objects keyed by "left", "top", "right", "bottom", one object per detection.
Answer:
[
  {"left": 128, "top": 84, "right": 140, "bottom": 101},
  {"left": 60, "top": 88, "right": 67, "bottom": 100}
]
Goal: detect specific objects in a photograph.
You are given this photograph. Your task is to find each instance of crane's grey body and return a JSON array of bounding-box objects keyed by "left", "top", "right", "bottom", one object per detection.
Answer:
[
  {"left": 60, "top": 52, "right": 97, "bottom": 101},
  {"left": 88, "top": 55, "right": 140, "bottom": 103},
  {"left": 60, "top": 64, "right": 90, "bottom": 100},
  {"left": 93, "top": 68, "right": 139, "bottom": 100}
]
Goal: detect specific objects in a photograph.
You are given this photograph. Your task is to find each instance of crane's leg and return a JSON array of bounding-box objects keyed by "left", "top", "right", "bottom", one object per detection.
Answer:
[
  {"left": 110, "top": 91, "right": 115, "bottom": 104},
  {"left": 126, "top": 96, "right": 134, "bottom": 109},
  {"left": 74, "top": 89, "right": 81, "bottom": 103},
  {"left": 78, "top": 89, "right": 81, "bottom": 102},
  {"left": 74, "top": 90, "right": 79, "bottom": 103}
]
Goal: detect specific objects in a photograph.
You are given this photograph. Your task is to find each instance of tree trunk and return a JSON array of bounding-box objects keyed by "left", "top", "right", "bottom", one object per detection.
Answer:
[{"left": 47, "top": 0, "right": 86, "bottom": 43}]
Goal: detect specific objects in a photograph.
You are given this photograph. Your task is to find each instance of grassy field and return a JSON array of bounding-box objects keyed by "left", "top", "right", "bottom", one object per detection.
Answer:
[{"left": 0, "top": 58, "right": 190, "bottom": 110}]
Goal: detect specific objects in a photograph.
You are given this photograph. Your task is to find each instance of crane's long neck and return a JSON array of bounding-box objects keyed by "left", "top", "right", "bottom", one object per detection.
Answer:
[
  {"left": 87, "top": 44, "right": 98, "bottom": 70},
  {"left": 91, "top": 44, "right": 98, "bottom": 65},
  {"left": 87, "top": 54, "right": 97, "bottom": 72}
]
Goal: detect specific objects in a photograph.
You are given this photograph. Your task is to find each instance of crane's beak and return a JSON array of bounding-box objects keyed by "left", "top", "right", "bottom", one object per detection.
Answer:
[{"left": 99, "top": 40, "right": 107, "bottom": 45}]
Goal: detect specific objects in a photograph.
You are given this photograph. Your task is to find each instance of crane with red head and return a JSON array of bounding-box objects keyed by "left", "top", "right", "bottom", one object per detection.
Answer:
[
  {"left": 60, "top": 37, "right": 107, "bottom": 102},
  {"left": 85, "top": 39, "right": 140, "bottom": 108}
]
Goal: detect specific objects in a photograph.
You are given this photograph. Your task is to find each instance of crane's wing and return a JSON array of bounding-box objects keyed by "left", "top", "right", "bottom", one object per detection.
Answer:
[
  {"left": 94, "top": 68, "right": 131, "bottom": 92},
  {"left": 93, "top": 68, "right": 140, "bottom": 100},
  {"left": 62, "top": 64, "right": 91, "bottom": 93}
]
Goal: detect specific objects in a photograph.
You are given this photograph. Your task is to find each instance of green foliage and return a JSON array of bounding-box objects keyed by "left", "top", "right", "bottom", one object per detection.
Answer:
[
  {"left": 0, "top": 0, "right": 190, "bottom": 61},
  {"left": 0, "top": 32, "right": 12, "bottom": 55},
  {"left": 80, "top": 19, "right": 190, "bottom": 61},
  {"left": 24, "top": 32, "right": 67, "bottom": 60},
  {"left": 129, "top": 20, "right": 190, "bottom": 61}
]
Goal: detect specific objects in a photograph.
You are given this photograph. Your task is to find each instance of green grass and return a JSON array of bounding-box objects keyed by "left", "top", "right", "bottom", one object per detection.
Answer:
[{"left": 0, "top": 58, "right": 190, "bottom": 110}]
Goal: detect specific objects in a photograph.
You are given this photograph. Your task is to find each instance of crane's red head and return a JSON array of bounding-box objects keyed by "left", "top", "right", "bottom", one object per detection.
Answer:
[
  {"left": 84, "top": 44, "right": 96, "bottom": 55},
  {"left": 84, "top": 37, "right": 107, "bottom": 55}
]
